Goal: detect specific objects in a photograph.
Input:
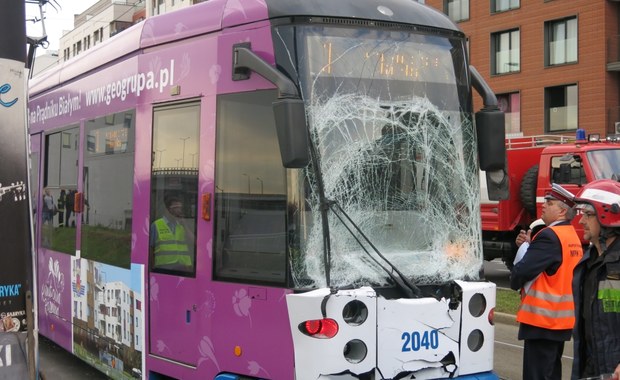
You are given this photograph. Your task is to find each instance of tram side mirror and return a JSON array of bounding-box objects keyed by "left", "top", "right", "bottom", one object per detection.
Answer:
[
  {"left": 231, "top": 43, "right": 310, "bottom": 168},
  {"left": 273, "top": 98, "right": 310, "bottom": 168},
  {"left": 476, "top": 109, "right": 508, "bottom": 200},
  {"left": 476, "top": 110, "right": 505, "bottom": 171}
]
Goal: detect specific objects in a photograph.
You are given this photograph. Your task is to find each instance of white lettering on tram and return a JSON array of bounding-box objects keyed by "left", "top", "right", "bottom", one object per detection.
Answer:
[
  {"left": 28, "top": 59, "right": 176, "bottom": 125},
  {"left": 85, "top": 59, "right": 175, "bottom": 106}
]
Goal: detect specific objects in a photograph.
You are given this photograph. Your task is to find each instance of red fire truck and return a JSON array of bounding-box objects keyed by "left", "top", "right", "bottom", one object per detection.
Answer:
[{"left": 481, "top": 131, "right": 620, "bottom": 268}]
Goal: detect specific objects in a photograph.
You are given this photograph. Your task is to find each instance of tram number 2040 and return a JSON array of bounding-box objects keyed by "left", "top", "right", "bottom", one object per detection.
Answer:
[{"left": 401, "top": 330, "right": 439, "bottom": 352}]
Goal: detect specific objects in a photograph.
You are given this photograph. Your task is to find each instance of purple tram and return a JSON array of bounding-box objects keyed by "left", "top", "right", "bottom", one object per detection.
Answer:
[{"left": 28, "top": 0, "right": 506, "bottom": 379}]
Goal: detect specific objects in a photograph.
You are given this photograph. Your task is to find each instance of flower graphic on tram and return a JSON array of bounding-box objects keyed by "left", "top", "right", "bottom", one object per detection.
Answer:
[
  {"left": 48, "top": 257, "right": 64, "bottom": 288},
  {"left": 150, "top": 276, "right": 159, "bottom": 304},
  {"left": 232, "top": 288, "right": 252, "bottom": 327},
  {"left": 174, "top": 22, "right": 188, "bottom": 35},
  {"left": 209, "top": 65, "right": 221, "bottom": 85},
  {"left": 155, "top": 339, "right": 172, "bottom": 354},
  {"left": 248, "top": 360, "right": 271, "bottom": 378},
  {"left": 197, "top": 336, "right": 220, "bottom": 371},
  {"left": 179, "top": 53, "right": 191, "bottom": 82},
  {"left": 199, "top": 289, "right": 216, "bottom": 318}
]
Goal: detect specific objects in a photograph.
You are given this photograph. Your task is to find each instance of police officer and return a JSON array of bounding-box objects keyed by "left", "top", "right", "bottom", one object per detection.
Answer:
[
  {"left": 511, "top": 183, "right": 583, "bottom": 380},
  {"left": 571, "top": 179, "right": 620, "bottom": 379},
  {"left": 150, "top": 195, "right": 194, "bottom": 273}
]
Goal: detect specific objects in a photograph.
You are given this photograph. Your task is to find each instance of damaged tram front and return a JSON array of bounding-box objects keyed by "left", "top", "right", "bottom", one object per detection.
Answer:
[{"left": 251, "top": 5, "right": 506, "bottom": 380}]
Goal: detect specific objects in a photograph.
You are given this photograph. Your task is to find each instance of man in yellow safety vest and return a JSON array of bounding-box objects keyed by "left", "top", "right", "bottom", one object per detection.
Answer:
[{"left": 150, "top": 195, "right": 194, "bottom": 273}]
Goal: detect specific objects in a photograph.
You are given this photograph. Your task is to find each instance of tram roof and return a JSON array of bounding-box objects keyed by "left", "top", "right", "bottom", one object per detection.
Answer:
[{"left": 30, "top": 0, "right": 460, "bottom": 96}]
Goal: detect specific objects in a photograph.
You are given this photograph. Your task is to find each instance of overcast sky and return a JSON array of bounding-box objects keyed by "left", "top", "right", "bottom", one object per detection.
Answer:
[{"left": 25, "top": 0, "right": 98, "bottom": 53}]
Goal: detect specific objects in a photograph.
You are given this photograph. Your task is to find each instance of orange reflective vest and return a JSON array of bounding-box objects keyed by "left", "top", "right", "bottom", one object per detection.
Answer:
[{"left": 516, "top": 225, "right": 583, "bottom": 330}]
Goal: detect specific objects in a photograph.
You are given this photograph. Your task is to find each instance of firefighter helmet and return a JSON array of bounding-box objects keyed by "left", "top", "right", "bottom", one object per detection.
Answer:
[{"left": 574, "top": 179, "right": 620, "bottom": 227}]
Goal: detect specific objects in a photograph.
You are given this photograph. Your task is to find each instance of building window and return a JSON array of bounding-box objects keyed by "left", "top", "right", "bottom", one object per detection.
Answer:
[
  {"left": 444, "top": 0, "right": 469, "bottom": 22},
  {"left": 546, "top": 16, "right": 577, "bottom": 66},
  {"left": 545, "top": 84, "right": 578, "bottom": 132},
  {"left": 497, "top": 92, "right": 520, "bottom": 134},
  {"left": 491, "top": 29, "right": 520, "bottom": 75},
  {"left": 491, "top": 0, "right": 519, "bottom": 13}
]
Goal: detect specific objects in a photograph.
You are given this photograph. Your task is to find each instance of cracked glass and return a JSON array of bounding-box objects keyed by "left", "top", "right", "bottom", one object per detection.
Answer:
[{"left": 277, "top": 25, "right": 482, "bottom": 289}]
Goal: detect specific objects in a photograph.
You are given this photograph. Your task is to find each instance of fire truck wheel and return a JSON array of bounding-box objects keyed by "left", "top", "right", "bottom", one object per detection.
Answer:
[{"left": 520, "top": 164, "right": 539, "bottom": 217}]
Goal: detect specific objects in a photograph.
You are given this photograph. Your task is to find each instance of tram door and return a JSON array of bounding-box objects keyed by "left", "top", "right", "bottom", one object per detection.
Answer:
[{"left": 148, "top": 101, "right": 201, "bottom": 365}]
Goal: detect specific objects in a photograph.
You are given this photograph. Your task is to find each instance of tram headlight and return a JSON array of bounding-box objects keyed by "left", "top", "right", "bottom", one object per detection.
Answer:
[
  {"left": 342, "top": 300, "right": 368, "bottom": 326},
  {"left": 467, "top": 329, "right": 484, "bottom": 352},
  {"left": 343, "top": 339, "right": 367, "bottom": 364},
  {"left": 468, "top": 293, "right": 487, "bottom": 317}
]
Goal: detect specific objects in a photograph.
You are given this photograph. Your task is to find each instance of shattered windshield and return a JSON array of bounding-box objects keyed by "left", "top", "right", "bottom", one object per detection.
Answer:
[
  {"left": 280, "top": 25, "right": 482, "bottom": 289},
  {"left": 588, "top": 149, "right": 620, "bottom": 180}
]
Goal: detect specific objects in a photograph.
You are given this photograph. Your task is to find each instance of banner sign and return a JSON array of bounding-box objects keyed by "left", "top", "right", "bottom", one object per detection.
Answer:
[{"left": 0, "top": 58, "right": 30, "bottom": 334}]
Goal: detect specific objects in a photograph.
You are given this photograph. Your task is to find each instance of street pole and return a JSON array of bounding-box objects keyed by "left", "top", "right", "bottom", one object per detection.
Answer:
[
  {"left": 0, "top": 1, "right": 35, "bottom": 379},
  {"left": 180, "top": 137, "right": 189, "bottom": 167}
]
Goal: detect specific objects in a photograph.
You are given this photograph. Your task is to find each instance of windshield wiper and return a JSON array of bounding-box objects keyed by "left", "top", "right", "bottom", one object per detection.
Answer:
[
  {"left": 327, "top": 200, "right": 422, "bottom": 298},
  {"left": 307, "top": 129, "right": 421, "bottom": 298}
]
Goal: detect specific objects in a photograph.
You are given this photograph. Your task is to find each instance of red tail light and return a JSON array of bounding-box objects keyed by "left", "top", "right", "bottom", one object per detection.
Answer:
[{"left": 299, "top": 318, "right": 339, "bottom": 339}]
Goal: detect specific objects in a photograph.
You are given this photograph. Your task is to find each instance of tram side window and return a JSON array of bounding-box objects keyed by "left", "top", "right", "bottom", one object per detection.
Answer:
[
  {"left": 150, "top": 102, "right": 199, "bottom": 277},
  {"left": 81, "top": 110, "right": 135, "bottom": 268},
  {"left": 214, "top": 90, "right": 287, "bottom": 285},
  {"left": 42, "top": 126, "right": 79, "bottom": 254}
]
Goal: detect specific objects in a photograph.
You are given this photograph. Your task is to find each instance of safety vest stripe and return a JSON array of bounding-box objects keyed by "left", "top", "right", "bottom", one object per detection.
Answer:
[
  {"left": 156, "top": 243, "right": 189, "bottom": 253},
  {"left": 155, "top": 255, "right": 192, "bottom": 266},
  {"left": 598, "top": 288, "right": 620, "bottom": 301},
  {"left": 516, "top": 310, "right": 576, "bottom": 330},
  {"left": 519, "top": 303, "right": 575, "bottom": 318},
  {"left": 526, "top": 289, "right": 574, "bottom": 303}
]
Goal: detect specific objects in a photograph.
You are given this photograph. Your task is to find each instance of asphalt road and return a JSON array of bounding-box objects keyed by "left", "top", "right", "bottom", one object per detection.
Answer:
[
  {"left": 494, "top": 313, "right": 574, "bottom": 380},
  {"left": 38, "top": 335, "right": 109, "bottom": 380}
]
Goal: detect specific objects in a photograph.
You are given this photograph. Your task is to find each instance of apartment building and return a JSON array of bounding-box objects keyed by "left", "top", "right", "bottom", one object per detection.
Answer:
[
  {"left": 425, "top": 0, "right": 620, "bottom": 138},
  {"left": 148, "top": 0, "right": 207, "bottom": 17},
  {"left": 58, "top": 0, "right": 145, "bottom": 63}
]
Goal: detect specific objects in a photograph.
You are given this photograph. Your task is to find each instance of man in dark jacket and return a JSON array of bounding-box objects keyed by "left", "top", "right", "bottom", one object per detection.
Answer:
[
  {"left": 571, "top": 179, "right": 620, "bottom": 379},
  {"left": 511, "top": 183, "right": 583, "bottom": 380}
]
